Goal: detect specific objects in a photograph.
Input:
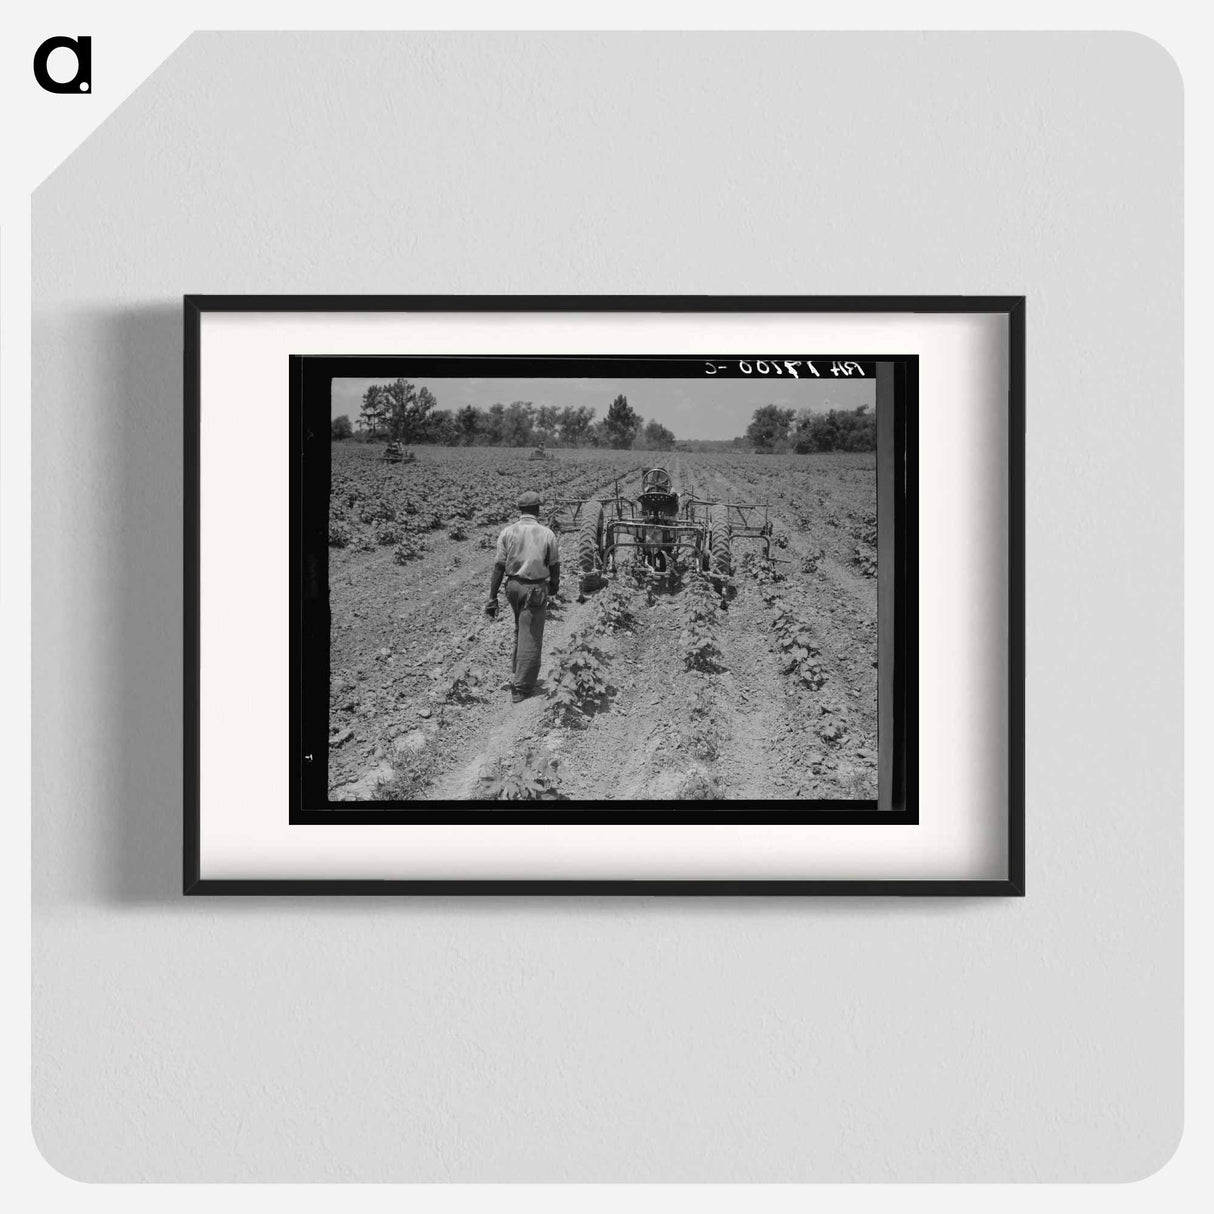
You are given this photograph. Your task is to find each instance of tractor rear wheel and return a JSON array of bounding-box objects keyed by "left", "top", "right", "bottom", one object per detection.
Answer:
[
  {"left": 709, "top": 508, "right": 732, "bottom": 577},
  {"left": 577, "top": 501, "right": 605, "bottom": 586}
]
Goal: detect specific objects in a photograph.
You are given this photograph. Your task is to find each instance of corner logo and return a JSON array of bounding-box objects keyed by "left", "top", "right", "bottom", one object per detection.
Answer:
[{"left": 33, "top": 35, "right": 91, "bottom": 93}]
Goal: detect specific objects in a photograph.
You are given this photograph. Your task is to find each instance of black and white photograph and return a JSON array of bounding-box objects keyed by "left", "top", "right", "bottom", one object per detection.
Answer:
[{"left": 297, "top": 353, "right": 915, "bottom": 816}]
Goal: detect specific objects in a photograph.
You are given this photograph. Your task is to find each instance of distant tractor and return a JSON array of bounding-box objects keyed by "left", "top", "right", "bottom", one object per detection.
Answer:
[
  {"left": 547, "top": 467, "right": 774, "bottom": 591},
  {"left": 382, "top": 441, "right": 415, "bottom": 464},
  {"left": 529, "top": 441, "right": 551, "bottom": 461}
]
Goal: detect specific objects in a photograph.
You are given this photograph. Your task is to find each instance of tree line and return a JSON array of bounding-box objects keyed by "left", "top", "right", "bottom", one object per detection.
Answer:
[
  {"left": 330, "top": 379, "right": 876, "bottom": 454},
  {"left": 331, "top": 380, "right": 676, "bottom": 450},
  {"left": 744, "top": 403, "right": 876, "bottom": 453}
]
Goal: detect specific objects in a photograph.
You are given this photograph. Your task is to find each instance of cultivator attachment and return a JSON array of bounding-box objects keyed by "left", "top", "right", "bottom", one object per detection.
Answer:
[
  {"left": 547, "top": 493, "right": 633, "bottom": 534},
  {"left": 679, "top": 492, "right": 778, "bottom": 563},
  {"left": 546, "top": 498, "right": 588, "bottom": 533},
  {"left": 718, "top": 501, "right": 776, "bottom": 559},
  {"left": 607, "top": 517, "right": 716, "bottom": 571}
]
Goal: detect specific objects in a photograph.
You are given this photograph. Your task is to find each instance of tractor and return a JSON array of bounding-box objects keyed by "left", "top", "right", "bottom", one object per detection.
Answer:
[
  {"left": 382, "top": 441, "right": 415, "bottom": 464},
  {"left": 547, "top": 467, "right": 774, "bottom": 591}
]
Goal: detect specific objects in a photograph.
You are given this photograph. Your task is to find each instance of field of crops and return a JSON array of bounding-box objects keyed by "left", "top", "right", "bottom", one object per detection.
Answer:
[{"left": 326, "top": 442, "right": 878, "bottom": 802}]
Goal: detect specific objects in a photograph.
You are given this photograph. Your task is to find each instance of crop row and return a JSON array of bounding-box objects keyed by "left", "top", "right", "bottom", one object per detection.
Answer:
[
  {"left": 543, "top": 577, "right": 638, "bottom": 729},
  {"left": 679, "top": 568, "right": 726, "bottom": 672},
  {"left": 330, "top": 445, "right": 644, "bottom": 556},
  {"left": 757, "top": 583, "right": 827, "bottom": 693}
]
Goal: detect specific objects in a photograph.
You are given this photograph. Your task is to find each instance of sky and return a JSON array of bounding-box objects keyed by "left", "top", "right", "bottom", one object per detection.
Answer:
[{"left": 330, "top": 375, "right": 874, "bottom": 442}]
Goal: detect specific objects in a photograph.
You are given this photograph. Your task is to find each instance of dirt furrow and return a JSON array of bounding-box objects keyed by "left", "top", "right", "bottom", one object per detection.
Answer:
[
  {"left": 706, "top": 585, "right": 786, "bottom": 799},
  {"left": 551, "top": 589, "right": 688, "bottom": 800},
  {"left": 420, "top": 588, "right": 597, "bottom": 799}
]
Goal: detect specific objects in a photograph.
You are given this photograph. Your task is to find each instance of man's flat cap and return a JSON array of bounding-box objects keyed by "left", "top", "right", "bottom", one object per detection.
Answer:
[{"left": 517, "top": 491, "right": 543, "bottom": 510}]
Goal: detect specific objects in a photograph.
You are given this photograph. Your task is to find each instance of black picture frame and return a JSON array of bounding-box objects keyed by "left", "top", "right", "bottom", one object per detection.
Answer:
[{"left": 184, "top": 295, "right": 1024, "bottom": 896}]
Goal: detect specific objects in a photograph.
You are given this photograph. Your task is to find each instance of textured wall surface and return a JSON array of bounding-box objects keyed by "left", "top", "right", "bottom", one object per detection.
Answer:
[{"left": 32, "top": 32, "right": 1182, "bottom": 1181}]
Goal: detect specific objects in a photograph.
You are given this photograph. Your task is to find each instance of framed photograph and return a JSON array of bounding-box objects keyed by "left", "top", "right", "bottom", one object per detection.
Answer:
[{"left": 185, "top": 296, "right": 1023, "bottom": 894}]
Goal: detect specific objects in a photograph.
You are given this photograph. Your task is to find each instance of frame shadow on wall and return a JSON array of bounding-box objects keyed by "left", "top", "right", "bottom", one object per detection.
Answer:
[{"left": 89, "top": 304, "right": 186, "bottom": 904}]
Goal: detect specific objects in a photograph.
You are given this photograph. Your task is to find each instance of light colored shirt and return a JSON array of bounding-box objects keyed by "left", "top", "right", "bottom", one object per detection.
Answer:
[{"left": 495, "top": 515, "right": 560, "bottom": 580}]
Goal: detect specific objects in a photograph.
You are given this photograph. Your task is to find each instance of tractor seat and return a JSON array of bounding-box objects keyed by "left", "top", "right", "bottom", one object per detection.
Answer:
[{"left": 639, "top": 490, "right": 679, "bottom": 517}]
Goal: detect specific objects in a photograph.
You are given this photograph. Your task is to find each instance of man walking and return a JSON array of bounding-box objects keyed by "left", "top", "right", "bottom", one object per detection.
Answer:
[{"left": 485, "top": 491, "right": 560, "bottom": 703}]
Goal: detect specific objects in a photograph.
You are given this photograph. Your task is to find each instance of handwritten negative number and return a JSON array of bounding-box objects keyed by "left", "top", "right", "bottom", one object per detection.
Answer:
[{"left": 706, "top": 359, "right": 866, "bottom": 377}]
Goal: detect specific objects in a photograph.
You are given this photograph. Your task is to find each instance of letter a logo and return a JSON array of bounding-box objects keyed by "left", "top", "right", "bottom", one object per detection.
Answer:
[{"left": 34, "top": 36, "right": 92, "bottom": 94}]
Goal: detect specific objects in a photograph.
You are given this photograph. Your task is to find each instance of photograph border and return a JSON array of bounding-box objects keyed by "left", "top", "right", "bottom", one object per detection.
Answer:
[
  {"left": 293, "top": 351, "right": 912, "bottom": 825},
  {"left": 184, "top": 295, "right": 1024, "bottom": 896}
]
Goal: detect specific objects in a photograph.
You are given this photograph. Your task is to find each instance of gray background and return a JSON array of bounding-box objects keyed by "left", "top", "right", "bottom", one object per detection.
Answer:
[{"left": 32, "top": 33, "right": 1182, "bottom": 1181}]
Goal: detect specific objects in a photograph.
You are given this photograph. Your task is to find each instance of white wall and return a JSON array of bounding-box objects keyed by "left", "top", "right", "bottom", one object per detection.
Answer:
[{"left": 31, "top": 32, "right": 1182, "bottom": 1181}]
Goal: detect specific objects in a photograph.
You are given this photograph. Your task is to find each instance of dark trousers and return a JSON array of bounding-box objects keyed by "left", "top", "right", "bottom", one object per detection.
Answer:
[{"left": 505, "top": 580, "right": 549, "bottom": 692}]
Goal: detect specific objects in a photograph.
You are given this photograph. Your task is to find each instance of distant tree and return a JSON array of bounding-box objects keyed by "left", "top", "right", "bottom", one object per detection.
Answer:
[
  {"left": 604, "top": 394, "right": 642, "bottom": 449},
  {"left": 558, "top": 405, "right": 596, "bottom": 447},
  {"left": 455, "top": 405, "right": 480, "bottom": 446},
  {"left": 534, "top": 404, "right": 560, "bottom": 445},
  {"left": 483, "top": 403, "right": 506, "bottom": 446},
  {"left": 359, "top": 384, "right": 390, "bottom": 439},
  {"left": 745, "top": 404, "right": 796, "bottom": 452},
  {"left": 359, "top": 378, "right": 437, "bottom": 443},
  {"left": 642, "top": 419, "right": 676, "bottom": 451},
  {"left": 795, "top": 407, "right": 837, "bottom": 452},
  {"left": 502, "top": 401, "right": 535, "bottom": 447},
  {"left": 397, "top": 380, "right": 438, "bottom": 443},
  {"left": 331, "top": 414, "right": 353, "bottom": 441},
  {"left": 792, "top": 405, "right": 876, "bottom": 453},
  {"left": 425, "top": 409, "right": 459, "bottom": 445},
  {"left": 557, "top": 406, "right": 578, "bottom": 445}
]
